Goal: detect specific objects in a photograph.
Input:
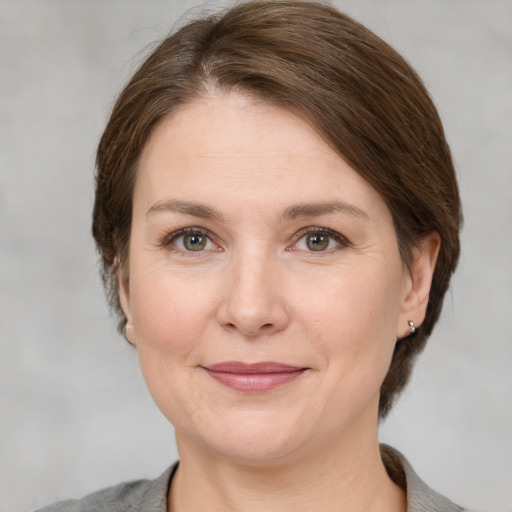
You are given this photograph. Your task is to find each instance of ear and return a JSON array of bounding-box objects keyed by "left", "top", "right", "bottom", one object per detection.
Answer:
[
  {"left": 397, "top": 232, "right": 441, "bottom": 338},
  {"left": 117, "top": 257, "right": 135, "bottom": 344}
]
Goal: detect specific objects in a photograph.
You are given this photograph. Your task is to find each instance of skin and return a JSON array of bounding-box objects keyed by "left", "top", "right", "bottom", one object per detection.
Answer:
[{"left": 119, "top": 91, "right": 440, "bottom": 512}]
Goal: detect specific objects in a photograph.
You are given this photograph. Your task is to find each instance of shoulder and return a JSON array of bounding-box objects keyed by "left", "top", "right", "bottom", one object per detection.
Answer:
[
  {"left": 35, "top": 465, "right": 175, "bottom": 512},
  {"left": 380, "top": 444, "right": 469, "bottom": 512}
]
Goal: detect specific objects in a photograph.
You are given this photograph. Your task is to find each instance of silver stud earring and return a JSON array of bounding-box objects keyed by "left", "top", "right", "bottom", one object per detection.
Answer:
[
  {"left": 124, "top": 323, "right": 133, "bottom": 344},
  {"left": 407, "top": 320, "right": 416, "bottom": 335}
]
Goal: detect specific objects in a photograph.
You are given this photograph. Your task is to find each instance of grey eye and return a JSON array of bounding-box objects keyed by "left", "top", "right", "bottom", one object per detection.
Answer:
[
  {"left": 167, "top": 228, "right": 218, "bottom": 253},
  {"left": 182, "top": 233, "right": 207, "bottom": 251},
  {"left": 305, "top": 233, "right": 330, "bottom": 251},
  {"left": 293, "top": 229, "right": 347, "bottom": 253}
]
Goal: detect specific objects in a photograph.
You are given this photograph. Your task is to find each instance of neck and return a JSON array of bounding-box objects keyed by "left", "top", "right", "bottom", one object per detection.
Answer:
[{"left": 168, "top": 416, "right": 406, "bottom": 512}]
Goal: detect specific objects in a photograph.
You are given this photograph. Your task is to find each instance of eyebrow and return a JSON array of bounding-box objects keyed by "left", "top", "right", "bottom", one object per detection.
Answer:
[
  {"left": 145, "top": 200, "right": 224, "bottom": 220},
  {"left": 280, "top": 200, "right": 369, "bottom": 221},
  {"left": 145, "top": 199, "right": 368, "bottom": 222}
]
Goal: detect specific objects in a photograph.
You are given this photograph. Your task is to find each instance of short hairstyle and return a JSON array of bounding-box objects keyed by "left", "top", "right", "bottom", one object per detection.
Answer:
[{"left": 93, "top": 0, "right": 462, "bottom": 418}]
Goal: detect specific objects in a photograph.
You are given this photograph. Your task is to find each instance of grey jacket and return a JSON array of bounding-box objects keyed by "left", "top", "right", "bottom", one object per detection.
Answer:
[{"left": 37, "top": 446, "right": 467, "bottom": 511}]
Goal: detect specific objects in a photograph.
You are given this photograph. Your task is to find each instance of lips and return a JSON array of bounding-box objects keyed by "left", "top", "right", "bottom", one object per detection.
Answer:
[{"left": 202, "top": 361, "right": 308, "bottom": 392}]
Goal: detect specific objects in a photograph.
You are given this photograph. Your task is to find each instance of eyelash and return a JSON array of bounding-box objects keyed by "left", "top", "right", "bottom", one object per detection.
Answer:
[
  {"left": 289, "top": 227, "right": 350, "bottom": 253},
  {"left": 161, "top": 227, "right": 219, "bottom": 254},
  {"left": 160, "top": 226, "right": 350, "bottom": 254}
]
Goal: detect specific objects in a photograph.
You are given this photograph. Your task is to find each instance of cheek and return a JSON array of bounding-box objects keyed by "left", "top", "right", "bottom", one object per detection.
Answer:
[
  {"left": 296, "top": 260, "right": 404, "bottom": 381},
  {"left": 129, "top": 263, "right": 215, "bottom": 358},
  {"left": 299, "top": 260, "right": 403, "bottom": 341},
  {"left": 127, "top": 264, "right": 218, "bottom": 425}
]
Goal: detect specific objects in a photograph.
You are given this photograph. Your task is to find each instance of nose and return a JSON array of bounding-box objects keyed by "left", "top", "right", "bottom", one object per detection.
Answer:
[{"left": 217, "top": 252, "right": 290, "bottom": 337}]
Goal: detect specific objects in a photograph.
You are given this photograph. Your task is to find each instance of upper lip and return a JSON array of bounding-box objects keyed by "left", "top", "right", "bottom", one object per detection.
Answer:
[{"left": 204, "top": 361, "right": 306, "bottom": 373}]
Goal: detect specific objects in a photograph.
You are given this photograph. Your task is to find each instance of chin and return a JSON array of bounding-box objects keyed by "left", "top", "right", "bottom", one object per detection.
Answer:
[
  {"left": 208, "top": 434, "right": 309, "bottom": 467},
  {"left": 175, "top": 408, "right": 318, "bottom": 466}
]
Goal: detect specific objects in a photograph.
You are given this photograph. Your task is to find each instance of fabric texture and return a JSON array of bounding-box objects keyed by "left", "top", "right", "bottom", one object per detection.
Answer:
[{"left": 37, "top": 445, "right": 467, "bottom": 512}]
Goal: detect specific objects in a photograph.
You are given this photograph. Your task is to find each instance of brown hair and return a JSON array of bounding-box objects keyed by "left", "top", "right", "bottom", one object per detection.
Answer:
[{"left": 93, "top": 0, "right": 461, "bottom": 418}]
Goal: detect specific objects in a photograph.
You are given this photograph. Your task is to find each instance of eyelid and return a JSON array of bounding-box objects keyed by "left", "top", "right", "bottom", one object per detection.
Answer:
[
  {"left": 161, "top": 227, "right": 221, "bottom": 252},
  {"left": 289, "top": 226, "right": 351, "bottom": 251},
  {"left": 158, "top": 225, "right": 349, "bottom": 252}
]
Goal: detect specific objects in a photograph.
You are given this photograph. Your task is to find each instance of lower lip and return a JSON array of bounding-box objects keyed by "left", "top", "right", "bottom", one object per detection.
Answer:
[{"left": 204, "top": 369, "right": 307, "bottom": 392}]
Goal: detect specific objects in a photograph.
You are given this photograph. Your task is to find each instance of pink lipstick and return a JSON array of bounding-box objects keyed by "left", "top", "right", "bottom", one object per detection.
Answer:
[{"left": 203, "top": 361, "right": 307, "bottom": 392}]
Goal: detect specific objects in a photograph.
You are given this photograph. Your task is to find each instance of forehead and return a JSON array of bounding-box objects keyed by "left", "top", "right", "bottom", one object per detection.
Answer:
[
  {"left": 141, "top": 92, "right": 335, "bottom": 169},
  {"left": 135, "top": 92, "right": 389, "bottom": 221}
]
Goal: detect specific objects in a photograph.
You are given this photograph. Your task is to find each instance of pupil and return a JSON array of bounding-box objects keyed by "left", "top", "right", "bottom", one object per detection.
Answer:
[
  {"left": 184, "top": 234, "right": 206, "bottom": 251},
  {"left": 306, "top": 234, "right": 328, "bottom": 251}
]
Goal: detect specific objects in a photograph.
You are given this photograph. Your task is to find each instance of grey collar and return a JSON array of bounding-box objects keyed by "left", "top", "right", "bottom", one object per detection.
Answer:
[
  {"left": 381, "top": 444, "right": 465, "bottom": 512},
  {"left": 132, "top": 446, "right": 466, "bottom": 512}
]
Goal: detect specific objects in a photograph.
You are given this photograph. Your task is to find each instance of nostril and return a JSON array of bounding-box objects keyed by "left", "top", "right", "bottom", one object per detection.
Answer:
[{"left": 223, "top": 321, "right": 274, "bottom": 335}]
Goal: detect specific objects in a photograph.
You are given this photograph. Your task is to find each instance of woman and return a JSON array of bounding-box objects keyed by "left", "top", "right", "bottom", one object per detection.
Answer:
[{"left": 40, "top": 1, "right": 465, "bottom": 510}]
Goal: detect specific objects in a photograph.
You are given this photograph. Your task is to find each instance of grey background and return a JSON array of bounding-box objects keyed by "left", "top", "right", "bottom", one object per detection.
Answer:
[{"left": 1, "top": 1, "right": 511, "bottom": 511}]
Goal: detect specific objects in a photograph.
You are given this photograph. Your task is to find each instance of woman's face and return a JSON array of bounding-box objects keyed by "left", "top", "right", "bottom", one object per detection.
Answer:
[{"left": 120, "top": 92, "right": 436, "bottom": 464}]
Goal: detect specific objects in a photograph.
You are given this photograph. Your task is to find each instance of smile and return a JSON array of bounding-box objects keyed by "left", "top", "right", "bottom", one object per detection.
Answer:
[{"left": 202, "top": 361, "right": 308, "bottom": 392}]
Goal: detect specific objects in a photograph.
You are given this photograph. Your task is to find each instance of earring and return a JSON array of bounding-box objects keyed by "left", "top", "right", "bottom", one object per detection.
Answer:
[
  {"left": 407, "top": 320, "right": 416, "bottom": 335},
  {"left": 124, "top": 323, "right": 134, "bottom": 344}
]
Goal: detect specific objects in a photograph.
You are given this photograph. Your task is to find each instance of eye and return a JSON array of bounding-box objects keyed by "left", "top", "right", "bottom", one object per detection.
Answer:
[
  {"left": 292, "top": 228, "right": 348, "bottom": 252},
  {"left": 303, "top": 233, "right": 330, "bottom": 251},
  {"left": 167, "top": 228, "right": 217, "bottom": 252}
]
